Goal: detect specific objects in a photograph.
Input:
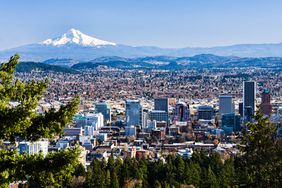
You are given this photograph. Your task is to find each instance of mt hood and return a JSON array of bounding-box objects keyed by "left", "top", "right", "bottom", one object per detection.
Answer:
[
  {"left": 41, "top": 28, "right": 116, "bottom": 47},
  {"left": 1, "top": 28, "right": 282, "bottom": 61}
]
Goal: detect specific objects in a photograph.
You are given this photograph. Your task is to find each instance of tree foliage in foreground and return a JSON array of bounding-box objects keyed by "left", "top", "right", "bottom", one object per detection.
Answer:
[
  {"left": 85, "top": 152, "right": 233, "bottom": 188},
  {"left": 0, "top": 54, "right": 80, "bottom": 187},
  {"left": 236, "top": 113, "right": 282, "bottom": 187}
]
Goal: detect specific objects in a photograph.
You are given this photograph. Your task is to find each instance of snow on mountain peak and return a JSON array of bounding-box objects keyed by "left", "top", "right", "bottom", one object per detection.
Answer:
[{"left": 41, "top": 28, "right": 116, "bottom": 47}]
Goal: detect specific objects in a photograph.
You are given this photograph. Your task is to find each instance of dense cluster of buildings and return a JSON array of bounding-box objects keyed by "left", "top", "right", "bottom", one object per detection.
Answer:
[
  {"left": 14, "top": 69, "right": 282, "bottom": 166},
  {"left": 17, "top": 85, "right": 282, "bottom": 166}
]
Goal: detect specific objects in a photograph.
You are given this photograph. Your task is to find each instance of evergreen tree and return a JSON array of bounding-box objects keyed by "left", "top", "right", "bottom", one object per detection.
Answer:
[
  {"left": 105, "top": 169, "right": 111, "bottom": 187},
  {"left": 175, "top": 156, "right": 185, "bottom": 183},
  {"left": 110, "top": 170, "right": 119, "bottom": 188},
  {"left": 205, "top": 166, "right": 219, "bottom": 188},
  {"left": 107, "top": 154, "right": 115, "bottom": 171},
  {"left": 0, "top": 54, "right": 80, "bottom": 187},
  {"left": 219, "top": 158, "right": 236, "bottom": 187},
  {"left": 120, "top": 157, "right": 132, "bottom": 185},
  {"left": 86, "top": 159, "right": 105, "bottom": 187},
  {"left": 185, "top": 162, "right": 201, "bottom": 187},
  {"left": 238, "top": 113, "right": 282, "bottom": 187},
  {"left": 164, "top": 155, "right": 176, "bottom": 185},
  {"left": 74, "top": 163, "right": 86, "bottom": 177},
  {"left": 138, "top": 158, "right": 148, "bottom": 182},
  {"left": 209, "top": 152, "right": 224, "bottom": 177}
]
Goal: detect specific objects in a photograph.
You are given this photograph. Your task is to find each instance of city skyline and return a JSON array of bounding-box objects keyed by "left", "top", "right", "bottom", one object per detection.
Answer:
[
  {"left": 1, "top": 0, "right": 282, "bottom": 50},
  {"left": 1, "top": 1, "right": 281, "bottom": 187}
]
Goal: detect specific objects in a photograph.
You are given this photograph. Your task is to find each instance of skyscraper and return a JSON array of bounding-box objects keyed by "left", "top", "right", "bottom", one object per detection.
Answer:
[
  {"left": 221, "top": 113, "right": 241, "bottom": 134},
  {"left": 154, "top": 98, "right": 169, "bottom": 125},
  {"left": 260, "top": 89, "right": 272, "bottom": 116},
  {"left": 154, "top": 98, "right": 169, "bottom": 113},
  {"left": 95, "top": 102, "right": 111, "bottom": 123},
  {"left": 85, "top": 113, "right": 104, "bottom": 130},
  {"left": 239, "top": 102, "right": 243, "bottom": 117},
  {"left": 149, "top": 110, "right": 168, "bottom": 123},
  {"left": 198, "top": 105, "right": 214, "bottom": 120},
  {"left": 173, "top": 101, "right": 190, "bottom": 122},
  {"left": 126, "top": 100, "right": 143, "bottom": 127},
  {"left": 219, "top": 95, "right": 234, "bottom": 117},
  {"left": 243, "top": 81, "right": 256, "bottom": 120}
]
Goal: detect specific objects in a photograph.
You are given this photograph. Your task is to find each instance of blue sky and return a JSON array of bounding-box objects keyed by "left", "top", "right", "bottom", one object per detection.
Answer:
[{"left": 0, "top": 0, "right": 282, "bottom": 50}]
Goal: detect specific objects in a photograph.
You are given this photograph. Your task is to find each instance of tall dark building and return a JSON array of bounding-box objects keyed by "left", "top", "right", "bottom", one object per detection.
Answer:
[
  {"left": 221, "top": 113, "right": 241, "bottom": 134},
  {"left": 154, "top": 98, "right": 169, "bottom": 113},
  {"left": 260, "top": 89, "right": 272, "bottom": 116},
  {"left": 95, "top": 102, "right": 111, "bottom": 123},
  {"left": 154, "top": 98, "right": 169, "bottom": 124},
  {"left": 243, "top": 81, "right": 256, "bottom": 120},
  {"left": 197, "top": 105, "right": 214, "bottom": 120},
  {"left": 239, "top": 102, "right": 243, "bottom": 117},
  {"left": 244, "top": 106, "right": 253, "bottom": 122}
]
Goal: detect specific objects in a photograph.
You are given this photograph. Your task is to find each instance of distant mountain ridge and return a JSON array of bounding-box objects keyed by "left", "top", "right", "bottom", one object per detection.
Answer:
[
  {"left": 11, "top": 54, "right": 282, "bottom": 73},
  {"left": 71, "top": 54, "right": 282, "bottom": 70},
  {"left": 16, "top": 62, "right": 78, "bottom": 73},
  {"left": 2, "top": 28, "right": 282, "bottom": 61}
]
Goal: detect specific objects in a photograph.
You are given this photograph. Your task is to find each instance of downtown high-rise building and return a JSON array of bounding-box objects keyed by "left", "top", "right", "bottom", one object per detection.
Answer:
[
  {"left": 260, "top": 89, "right": 272, "bottom": 116},
  {"left": 126, "top": 100, "right": 143, "bottom": 127},
  {"left": 243, "top": 81, "right": 256, "bottom": 120},
  {"left": 239, "top": 102, "right": 243, "bottom": 117},
  {"left": 85, "top": 113, "right": 104, "bottom": 130},
  {"left": 219, "top": 95, "right": 234, "bottom": 117},
  {"left": 154, "top": 98, "right": 169, "bottom": 125},
  {"left": 154, "top": 98, "right": 169, "bottom": 113},
  {"left": 221, "top": 113, "right": 241, "bottom": 134},
  {"left": 149, "top": 110, "right": 168, "bottom": 123},
  {"left": 173, "top": 101, "right": 190, "bottom": 122},
  {"left": 95, "top": 102, "right": 111, "bottom": 123},
  {"left": 197, "top": 105, "right": 214, "bottom": 120}
]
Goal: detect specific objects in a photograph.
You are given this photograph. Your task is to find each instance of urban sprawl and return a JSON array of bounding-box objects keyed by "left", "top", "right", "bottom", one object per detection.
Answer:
[{"left": 14, "top": 67, "right": 282, "bottom": 166}]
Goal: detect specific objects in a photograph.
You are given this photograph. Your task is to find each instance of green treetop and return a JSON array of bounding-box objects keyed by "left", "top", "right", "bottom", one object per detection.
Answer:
[{"left": 0, "top": 54, "right": 80, "bottom": 187}]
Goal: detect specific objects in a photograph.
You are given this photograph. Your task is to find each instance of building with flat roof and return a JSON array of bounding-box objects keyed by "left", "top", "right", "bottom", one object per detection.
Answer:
[
  {"left": 219, "top": 95, "right": 234, "bottom": 117},
  {"left": 154, "top": 98, "right": 169, "bottom": 113},
  {"left": 19, "top": 141, "right": 49, "bottom": 157},
  {"left": 198, "top": 105, "right": 214, "bottom": 120},
  {"left": 85, "top": 113, "right": 104, "bottom": 130},
  {"left": 154, "top": 98, "right": 169, "bottom": 125},
  {"left": 221, "top": 113, "right": 241, "bottom": 134},
  {"left": 260, "top": 89, "right": 272, "bottom": 116},
  {"left": 243, "top": 81, "right": 256, "bottom": 120},
  {"left": 95, "top": 102, "right": 111, "bottom": 123},
  {"left": 126, "top": 100, "right": 143, "bottom": 127},
  {"left": 149, "top": 110, "right": 168, "bottom": 125}
]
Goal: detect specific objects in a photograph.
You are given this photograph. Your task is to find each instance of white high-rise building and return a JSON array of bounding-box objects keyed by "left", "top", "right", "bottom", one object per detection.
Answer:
[
  {"left": 19, "top": 141, "right": 49, "bottom": 157},
  {"left": 85, "top": 113, "right": 104, "bottom": 130},
  {"left": 219, "top": 95, "right": 234, "bottom": 117}
]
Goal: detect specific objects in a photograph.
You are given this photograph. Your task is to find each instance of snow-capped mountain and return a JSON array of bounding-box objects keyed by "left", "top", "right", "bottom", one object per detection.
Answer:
[
  {"left": 41, "top": 28, "right": 116, "bottom": 47},
  {"left": 2, "top": 28, "right": 282, "bottom": 61}
]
